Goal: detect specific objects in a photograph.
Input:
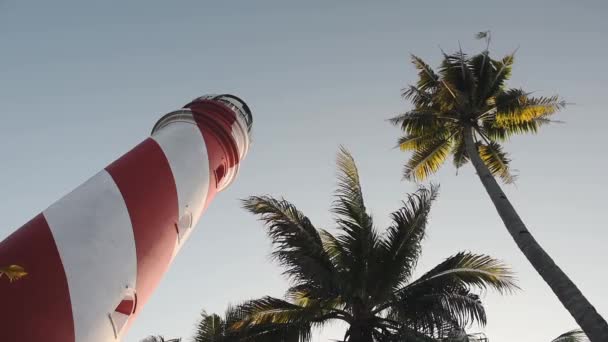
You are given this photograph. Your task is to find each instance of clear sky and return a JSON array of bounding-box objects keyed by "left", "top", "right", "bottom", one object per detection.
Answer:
[{"left": 1, "top": 1, "right": 607, "bottom": 341}]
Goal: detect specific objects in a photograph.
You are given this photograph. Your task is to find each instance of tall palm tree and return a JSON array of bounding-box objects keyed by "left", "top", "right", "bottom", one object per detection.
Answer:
[
  {"left": 0, "top": 264, "right": 26, "bottom": 282},
  {"left": 390, "top": 33, "right": 608, "bottom": 341},
  {"left": 235, "top": 148, "right": 516, "bottom": 342}
]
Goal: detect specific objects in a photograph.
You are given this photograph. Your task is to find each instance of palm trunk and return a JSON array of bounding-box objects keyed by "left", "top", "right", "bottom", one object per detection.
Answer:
[
  {"left": 463, "top": 127, "right": 608, "bottom": 342},
  {"left": 347, "top": 321, "right": 374, "bottom": 342}
]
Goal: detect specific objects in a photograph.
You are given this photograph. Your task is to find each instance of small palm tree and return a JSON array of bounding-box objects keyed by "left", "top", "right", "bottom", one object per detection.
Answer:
[
  {"left": 193, "top": 307, "right": 299, "bottom": 342},
  {"left": 140, "top": 336, "right": 181, "bottom": 342},
  {"left": 235, "top": 148, "right": 516, "bottom": 341},
  {"left": 551, "top": 329, "right": 589, "bottom": 342},
  {"left": 194, "top": 311, "right": 227, "bottom": 342},
  {"left": 391, "top": 33, "right": 608, "bottom": 341},
  {"left": 0, "top": 265, "right": 26, "bottom": 282}
]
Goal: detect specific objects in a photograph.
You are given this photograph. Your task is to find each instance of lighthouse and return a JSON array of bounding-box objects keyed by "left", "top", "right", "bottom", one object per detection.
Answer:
[{"left": 0, "top": 95, "right": 253, "bottom": 342}]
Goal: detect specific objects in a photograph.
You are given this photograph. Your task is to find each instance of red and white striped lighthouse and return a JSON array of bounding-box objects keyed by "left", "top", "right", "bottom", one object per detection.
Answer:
[{"left": 0, "top": 94, "right": 252, "bottom": 342}]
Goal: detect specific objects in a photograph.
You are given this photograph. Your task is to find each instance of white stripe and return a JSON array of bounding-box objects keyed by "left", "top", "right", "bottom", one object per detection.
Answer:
[
  {"left": 151, "top": 113, "right": 210, "bottom": 249},
  {"left": 44, "top": 170, "right": 137, "bottom": 342}
]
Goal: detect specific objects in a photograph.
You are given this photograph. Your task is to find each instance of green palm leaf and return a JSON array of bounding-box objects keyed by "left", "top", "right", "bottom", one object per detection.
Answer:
[
  {"left": 332, "top": 147, "right": 382, "bottom": 301},
  {"left": 407, "top": 252, "right": 518, "bottom": 295},
  {"left": 241, "top": 196, "right": 336, "bottom": 291},
  {"left": 411, "top": 55, "right": 440, "bottom": 91},
  {"left": 397, "top": 133, "right": 437, "bottom": 152},
  {"left": 194, "top": 311, "right": 227, "bottom": 342},
  {"left": 477, "top": 142, "right": 516, "bottom": 184},
  {"left": 390, "top": 110, "right": 444, "bottom": 135},
  {"left": 485, "top": 52, "right": 515, "bottom": 97},
  {"left": 383, "top": 252, "right": 516, "bottom": 334},
  {"left": 451, "top": 132, "right": 469, "bottom": 169},
  {"left": 403, "top": 137, "right": 452, "bottom": 181},
  {"left": 402, "top": 85, "right": 434, "bottom": 108},
  {"left": 374, "top": 185, "right": 439, "bottom": 296},
  {"left": 233, "top": 296, "right": 335, "bottom": 342},
  {"left": 495, "top": 90, "right": 565, "bottom": 125}
]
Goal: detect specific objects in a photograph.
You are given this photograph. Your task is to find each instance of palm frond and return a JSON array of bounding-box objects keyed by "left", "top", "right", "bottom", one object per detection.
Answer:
[
  {"left": 193, "top": 311, "right": 227, "bottom": 342},
  {"left": 242, "top": 196, "right": 336, "bottom": 290},
  {"left": 403, "top": 137, "right": 452, "bottom": 181},
  {"left": 389, "top": 289, "right": 486, "bottom": 334},
  {"left": 374, "top": 185, "right": 439, "bottom": 297},
  {"left": 440, "top": 50, "right": 475, "bottom": 96},
  {"left": 407, "top": 252, "right": 518, "bottom": 295},
  {"left": 477, "top": 142, "right": 516, "bottom": 184},
  {"left": 232, "top": 296, "right": 339, "bottom": 342},
  {"left": 495, "top": 90, "right": 566, "bottom": 125},
  {"left": 486, "top": 51, "right": 516, "bottom": 97},
  {"left": 410, "top": 55, "right": 440, "bottom": 91},
  {"left": 469, "top": 51, "right": 493, "bottom": 104},
  {"left": 402, "top": 85, "right": 434, "bottom": 108},
  {"left": 451, "top": 133, "right": 469, "bottom": 170},
  {"left": 495, "top": 117, "right": 557, "bottom": 137},
  {"left": 552, "top": 329, "right": 589, "bottom": 342},
  {"left": 333, "top": 146, "right": 366, "bottom": 222},
  {"left": 397, "top": 130, "right": 449, "bottom": 151},
  {"left": 319, "top": 229, "right": 347, "bottom": 271},
  {"left": 389, "top": 110, "right": 444, "bottom": 135},
  {"left": 380, "top": 253, "right": 515, "bottom": 335},
  {"left": 332, "top": 147, "right": 382, "bottom": 301}
]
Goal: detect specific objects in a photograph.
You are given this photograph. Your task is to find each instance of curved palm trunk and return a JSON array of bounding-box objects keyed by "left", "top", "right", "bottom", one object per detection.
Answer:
[{"left": 463, "top": 127, "right": 608, "bottom": 342}]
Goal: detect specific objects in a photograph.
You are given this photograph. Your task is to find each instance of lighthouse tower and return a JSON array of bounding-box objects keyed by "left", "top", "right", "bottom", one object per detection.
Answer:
[{"left": 0, "top": 95, "right": 253, "bottom": 342}]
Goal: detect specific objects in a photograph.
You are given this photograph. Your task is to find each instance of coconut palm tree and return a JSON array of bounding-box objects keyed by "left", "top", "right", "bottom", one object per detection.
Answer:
[
  {"left": 193, "top": 307, "right": 300, "bottom": 342},
  {"left": 139, "top": 336, "right": 181, "bottom": 342},
  {"left": 0, "top": 264, "right": 26, "bottom": 282},
  {"left": 235, "top": 148, "right": 516, "bottom": 342},
  {"left": 551, "top": 329, "right": 588, "bottom": 342},
  {"left": 194, "top": 311, "right": 228, "bottom": 342},
  {"left": 390, "top": 33, "right": 608, "bottom": 341}
]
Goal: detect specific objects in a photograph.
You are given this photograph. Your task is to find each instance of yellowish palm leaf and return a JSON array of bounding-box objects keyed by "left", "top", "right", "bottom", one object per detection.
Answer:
[{"left": 404, "top": 138, "right": 452, "bottom": 181}]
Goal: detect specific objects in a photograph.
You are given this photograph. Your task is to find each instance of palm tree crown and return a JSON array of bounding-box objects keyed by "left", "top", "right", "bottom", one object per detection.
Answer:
[
  {"left": 232, "top": 148, "right": 516, "bottom": 341},
  {"left": 391, "top": 35, "right": 565, "bottom": 183},
  {"left": 391, "top": 34, "right": 608, "bottom": 342}
]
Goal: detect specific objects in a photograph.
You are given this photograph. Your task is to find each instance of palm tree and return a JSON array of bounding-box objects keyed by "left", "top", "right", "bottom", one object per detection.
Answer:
[
  {"left": 551, "top": 329, "right": 589, "bottom": 342},
  {"left": 194, "top": 311, "right": 228, "bottom": 342},
  {"left": 193, "top": 307, "right": 300, "bottom": 342},
  {"left": 390, "top": 33, "right": 608, "bottom": 341},
  {"left": 0, "top": 264, "right": 26, "bottom": 282},
  {"left": 236, "top": 148, "right": 516, "bottom": 342},
  {"left": 140, "top": 336, "right": 181, "bottom": 342}
]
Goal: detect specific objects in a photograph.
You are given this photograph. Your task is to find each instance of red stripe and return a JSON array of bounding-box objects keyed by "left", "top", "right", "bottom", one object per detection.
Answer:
[
  {"left": 0, "top": 214, "right": 75, "bottom": 342},
  {"left": 106, "top": 138, "right": 179, "bottom": 320}
]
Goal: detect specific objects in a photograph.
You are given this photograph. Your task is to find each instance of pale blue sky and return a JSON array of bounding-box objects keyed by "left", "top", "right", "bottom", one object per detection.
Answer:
[{"left": 1, "top": 1, "right": 607, "bottom": 341}]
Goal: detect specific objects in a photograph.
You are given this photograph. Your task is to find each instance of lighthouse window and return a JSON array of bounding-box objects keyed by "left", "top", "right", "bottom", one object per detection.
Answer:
[
  {"left": 176, "top": 211, "right": 193, "bottom": 242},
  {"left": 214, "top": 164, "right": 226, "bottom": 185},
  {"left": 109, "top": 290, "right": 137, "bottom": 338}
]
